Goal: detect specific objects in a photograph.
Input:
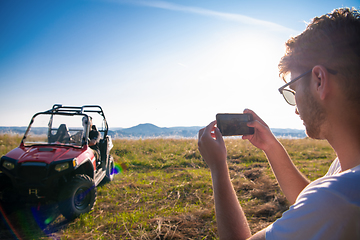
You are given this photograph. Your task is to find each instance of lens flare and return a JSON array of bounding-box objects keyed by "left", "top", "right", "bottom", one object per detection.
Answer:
[
  {"left": 0, "top": 204, "right": 22, "bottom": 240},
  {"left": 112, "top": 163, "right": 127, "bottom": 175}
]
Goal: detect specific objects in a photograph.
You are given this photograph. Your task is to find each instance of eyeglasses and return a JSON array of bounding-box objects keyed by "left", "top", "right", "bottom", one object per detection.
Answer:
[
  {"left": 278, "top": 69, "right": 312, "bottom": 106},
  {"left": 278, "top": 68, "right": 338, "bottom": 106}
]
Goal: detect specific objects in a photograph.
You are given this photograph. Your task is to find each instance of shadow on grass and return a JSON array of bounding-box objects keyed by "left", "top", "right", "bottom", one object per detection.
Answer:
[{"left": 0, "top": 201, "right": 70, "bottom": 240}]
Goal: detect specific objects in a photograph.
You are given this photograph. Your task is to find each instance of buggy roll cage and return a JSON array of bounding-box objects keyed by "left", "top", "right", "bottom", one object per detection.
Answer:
[
  {"left": 21, "top": 104, "right": 109, "bottom": 146},
  {"left": 48, "top": 104, "right": 108, "bottom": 133}
]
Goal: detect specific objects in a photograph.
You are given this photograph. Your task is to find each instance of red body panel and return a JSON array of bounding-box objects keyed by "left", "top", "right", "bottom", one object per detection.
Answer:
[{"left": 5, "top": 145, "right": 96, "bottom": 167}]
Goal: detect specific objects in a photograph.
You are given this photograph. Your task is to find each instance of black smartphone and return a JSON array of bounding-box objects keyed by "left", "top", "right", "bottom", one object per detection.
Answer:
[{"left": 216, "top": 113, "right": 254, "bottom": 136}]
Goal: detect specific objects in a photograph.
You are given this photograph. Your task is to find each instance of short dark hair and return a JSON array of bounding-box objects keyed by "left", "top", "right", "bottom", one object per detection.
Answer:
[{"left": 279, "top": 8, "right": 360, "bottom": 103}]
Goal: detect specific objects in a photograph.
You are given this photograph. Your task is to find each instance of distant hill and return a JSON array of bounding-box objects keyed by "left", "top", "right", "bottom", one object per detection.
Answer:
[
  {"left": 270, "top": 128, "right": 306, "bottom": 139},
  {"left": 109, "top": 123, "right": 202, "bottom": 138},
  {"left": 0, "top": 127, "right": 28, "bottom": 135},
  {"left": 0, "top": 124, "right": 306, "bottom": 139}
]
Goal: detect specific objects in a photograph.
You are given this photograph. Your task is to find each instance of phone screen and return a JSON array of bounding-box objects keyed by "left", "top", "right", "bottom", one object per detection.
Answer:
[{"left": 216, "top": 113, "right": 254, "bottom": 136}]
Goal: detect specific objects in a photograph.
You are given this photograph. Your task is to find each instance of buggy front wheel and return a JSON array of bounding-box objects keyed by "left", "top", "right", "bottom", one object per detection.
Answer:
[{"left": 58, "top": 174, "right": 96, "bottom": 220}]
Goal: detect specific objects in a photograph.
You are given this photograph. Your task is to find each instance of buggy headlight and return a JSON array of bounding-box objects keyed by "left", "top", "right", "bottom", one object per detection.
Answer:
[
  {"left": 3, "top": 161, "right": 15, "bottom": 170},
  {"left": 55, "top": 162, "right": 69, "bottom": 172},
  {"left": 72, "top": 158, "right": 77, "bottom": 167}
]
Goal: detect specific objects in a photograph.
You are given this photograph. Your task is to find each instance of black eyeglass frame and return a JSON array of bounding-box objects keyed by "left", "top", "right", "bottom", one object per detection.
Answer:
[{"left": 278, "top": 68, "right": 338, "bottom": 106}]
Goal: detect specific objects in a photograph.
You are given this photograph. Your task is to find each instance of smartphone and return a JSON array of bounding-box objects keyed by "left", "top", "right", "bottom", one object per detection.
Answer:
[{"left": 216, "top": 113, "right": 254, "bottom": 136}]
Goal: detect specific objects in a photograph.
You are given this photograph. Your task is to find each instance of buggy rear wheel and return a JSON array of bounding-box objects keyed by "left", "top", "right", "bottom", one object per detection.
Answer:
[
  {"left": 58, "top": 174, "right": 96, "bottom": 220},
  {"left": 103, "top": 155, "right": 115, "bottom": 183}
]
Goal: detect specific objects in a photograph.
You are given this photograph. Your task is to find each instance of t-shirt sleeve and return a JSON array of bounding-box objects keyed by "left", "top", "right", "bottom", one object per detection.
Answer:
[{"left": 266, "top": 178, "right": 360, "bottom": 240}]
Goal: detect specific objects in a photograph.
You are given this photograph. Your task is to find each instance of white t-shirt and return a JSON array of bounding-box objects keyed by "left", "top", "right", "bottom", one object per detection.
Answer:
[{"left": 266, "top": 158, "right": 360, "bottom": 239}]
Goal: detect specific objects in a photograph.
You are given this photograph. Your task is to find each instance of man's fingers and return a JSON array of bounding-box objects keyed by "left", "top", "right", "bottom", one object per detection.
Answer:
[
  {"left": 198, "top": 120, "right": 216, "bottom": 141},
  {"left": 205, "top": 120, "right": 217, "bottom": 133},
  {"left": 244, "top": 109, "right": 268, "bottom": 127},
  {"left": 214, "top": 126, "right": 224, "bottom": 143},
  {"left": 198, "top": 127, "right": 205, "bottom": 139},
  {"left": 199, "top": 121, "right": 216, "bottom": 138},
  {"left": 198, "top": 120, "right": 218, "bottom": 147}
]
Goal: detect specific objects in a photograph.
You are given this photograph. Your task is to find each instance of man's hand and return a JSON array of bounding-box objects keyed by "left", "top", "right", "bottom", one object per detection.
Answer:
[
  {"left": 242, "top": 109, "right": 278, "bottom": 152},
  {"left": 198, "top": 120, "right": 227, "bottom": 171}
]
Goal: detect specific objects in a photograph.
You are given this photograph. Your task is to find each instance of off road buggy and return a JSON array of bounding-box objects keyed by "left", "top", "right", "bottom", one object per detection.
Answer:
[{"left": 0, "top": 104, "right": 114, "bottom": 220}]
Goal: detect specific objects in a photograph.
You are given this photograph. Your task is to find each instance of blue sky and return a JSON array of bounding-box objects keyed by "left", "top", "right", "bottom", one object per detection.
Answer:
[{"left": 1, "top": 0, "right": 359, "bottom": 129}]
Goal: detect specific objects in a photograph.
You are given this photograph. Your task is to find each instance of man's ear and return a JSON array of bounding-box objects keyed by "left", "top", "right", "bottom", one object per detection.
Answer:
[{"left": 312, "top": 65, "right": 331, "bottom": 100}]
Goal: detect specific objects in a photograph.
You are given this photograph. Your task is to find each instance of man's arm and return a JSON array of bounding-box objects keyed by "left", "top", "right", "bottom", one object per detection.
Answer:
[
  {"left": 211, "top": 153, "right": 252, "bottom": 239},
  {"left": 198, "top": 122, "right": 265, "bottom": 239},
  {"left": 243, "top": 109, "right": 309, "bottom": 204},
  {"left": 262, "top": 141, "right": 309, "bottom": 204},
  {"left": 211, "top": 158, "right": 267, "bottom": 240},
  {"left": 89, "top": 128, "right": 101, "bottom": 147}
]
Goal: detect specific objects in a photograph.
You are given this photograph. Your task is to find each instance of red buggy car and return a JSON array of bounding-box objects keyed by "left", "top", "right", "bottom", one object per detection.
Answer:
[{"left": 0, "top": 104, "right": 114, "bottom": 220}]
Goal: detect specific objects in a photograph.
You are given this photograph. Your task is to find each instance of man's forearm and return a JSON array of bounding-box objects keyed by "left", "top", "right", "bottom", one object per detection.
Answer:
[
  {"left": 264, "top": 141, "right": 310, "bottom": 204},
  {"left": 211, "top": 163, "right": 252, "bottom": 240}
]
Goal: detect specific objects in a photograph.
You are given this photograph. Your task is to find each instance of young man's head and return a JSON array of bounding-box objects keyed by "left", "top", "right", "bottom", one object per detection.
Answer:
[
  {"left": 279, "top": 8, "right": 360, "bottom": 108},
  {"left": 278, "top": 8, "right": 360, "bottom": 138}
]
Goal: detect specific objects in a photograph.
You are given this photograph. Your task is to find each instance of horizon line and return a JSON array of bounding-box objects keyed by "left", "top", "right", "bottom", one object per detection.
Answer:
[{"left": 0, "top": 124, "right": 305, "bottom": 131}]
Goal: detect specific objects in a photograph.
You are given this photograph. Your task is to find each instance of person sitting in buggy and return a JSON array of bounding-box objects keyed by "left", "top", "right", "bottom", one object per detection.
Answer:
[{"left": 82, "top": 116, "right": 101, "bottom": 164}]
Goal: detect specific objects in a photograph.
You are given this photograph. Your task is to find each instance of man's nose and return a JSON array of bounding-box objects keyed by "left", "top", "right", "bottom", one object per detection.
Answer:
[{"left": 295, "top": 107, "right": 299, "bottom": 115}]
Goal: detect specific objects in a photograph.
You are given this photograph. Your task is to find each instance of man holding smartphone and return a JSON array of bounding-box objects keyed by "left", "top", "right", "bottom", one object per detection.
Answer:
[{"left": 198, "top": 8, "right": 360, "bottom": 239}]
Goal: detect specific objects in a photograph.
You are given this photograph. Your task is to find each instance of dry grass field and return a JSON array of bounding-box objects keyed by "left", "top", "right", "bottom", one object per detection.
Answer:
[{"left": 0, "top": 135, "right": 336, "bottom": 239}]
